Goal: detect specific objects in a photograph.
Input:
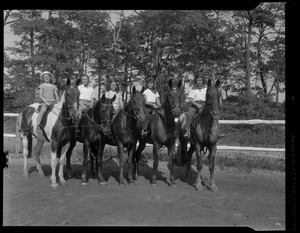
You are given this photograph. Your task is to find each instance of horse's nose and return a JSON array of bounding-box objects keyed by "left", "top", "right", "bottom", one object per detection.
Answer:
[{"left": 173, "top": 106, "right": 181, "bottom": 117}]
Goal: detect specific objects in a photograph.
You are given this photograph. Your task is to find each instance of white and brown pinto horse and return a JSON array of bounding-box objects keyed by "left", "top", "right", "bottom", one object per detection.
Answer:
[{"left": 20, "top": 78, "right": 80, "bottom": 189}]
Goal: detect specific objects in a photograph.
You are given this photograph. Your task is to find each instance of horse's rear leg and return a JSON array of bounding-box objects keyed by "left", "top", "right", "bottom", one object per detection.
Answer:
[
  {"left": 22, "top": 133, "right": 32, "bottom": 179},
  {"left": 133, "top": 140, "right": 146, "bottom": 180},
  {"left": 34, "top": 139, "right": 45, "bottom": 177},
  {"left": 208, "top": 145, "right": 218, "bottom": 192}
]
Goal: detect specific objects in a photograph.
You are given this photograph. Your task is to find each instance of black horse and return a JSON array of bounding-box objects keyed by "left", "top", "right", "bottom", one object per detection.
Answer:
[
  {"left": 96, "top": 86, "right": 147, "bottom": 186},
  {"left": 177, "top": 79, "right": 222, "bottom": 191},
  {"left": 133, "top": 79, "right": 183, "bottom": 186},
  {"left": 77, "top": 93, "right": 116, "bottom": 186}
]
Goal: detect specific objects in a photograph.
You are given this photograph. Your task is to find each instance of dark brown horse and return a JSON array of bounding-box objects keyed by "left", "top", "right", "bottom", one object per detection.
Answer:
[
  {"left": 96, "top": 86, "right": 147, "bottom": 186},
  {"left": 177, "top": 79, "right": 222, "bottom": 191},
  {"left": 20, "top": 78, "right": 80, "bottom": 189},
  {"left": 77, "top": 93, "right": 116, "bottom": 186},
  {"left": 133, "top": 79, "right": 183, "bottom": 186}
]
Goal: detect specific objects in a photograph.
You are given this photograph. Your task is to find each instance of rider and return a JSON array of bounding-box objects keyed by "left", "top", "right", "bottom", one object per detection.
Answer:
[
  {"left": 36, "top": 71, "right": 60, "bottom": 137},
  {"left": 75, "top": 74, "right": 94, "bottom": 138},
  {"left": 141, "top": 75, "right": 162, "bottom": 137},
  {"left": 105, "top": 79, "right": 124, "bottom": 117},
  {"left": 184, "top": 72, "right": 225, "bottom": 139}
]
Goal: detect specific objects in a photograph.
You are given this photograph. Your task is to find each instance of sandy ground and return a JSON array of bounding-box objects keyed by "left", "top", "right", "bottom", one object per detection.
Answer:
[{"left": 3, "top": 156, "right": 285, "bottom": 230}]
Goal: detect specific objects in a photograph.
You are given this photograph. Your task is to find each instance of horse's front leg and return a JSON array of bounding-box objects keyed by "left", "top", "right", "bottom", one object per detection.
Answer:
[
  {"left": 151, "top": 141, "right": 160, "bottom": 186},
  {"left": 65, "top": 140, "right": 76, "bottom": 179},
  {"left": 133, "top": 140, "right": 146, "bottom": 180},
  {"left": 127, "top": 143, "right": 136, "bottom": 185},
  {"left": 208, "top": 144, "right": 218, "bottom": 192},
  {"left": 81, "top": 141, "right": 90, "bottom": 186},
  {"left": 97, "top": 142, "right": 107, "bottom": 185},
  {"left": 194, "top": 142, "right": 204, "bottom": 191},
  {"left": 50, "top": 149, "right": 59, "bottom": 189},
  {"left": 58, "top": 144, "right": 68, "bottom": 186},
  {"left": 167, "top": 142, "right": 176, "bottom": 187},
  {"left": 117, "top": 142, "right": 127, "bottom": 187},
  {"left": 186, "top": 144, "right": 195, "bottom": 182}
]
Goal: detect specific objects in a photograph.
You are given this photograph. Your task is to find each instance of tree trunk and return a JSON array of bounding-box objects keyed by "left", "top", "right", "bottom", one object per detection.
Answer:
[
  {"left": 246, "top": 11, "right": 252, "bottom": 94},
  {"left": 29, "top": 11, "right": 36, "bottom": 99},
  {"left": 276, "top": 62, "right": 280, "bottom": 107},
  {"left": 257, "top": 35, "right": 267, "bottom": 94}
]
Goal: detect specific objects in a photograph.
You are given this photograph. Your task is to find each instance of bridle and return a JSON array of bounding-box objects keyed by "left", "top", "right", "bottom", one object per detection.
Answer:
[{"left": 166, "top": 90, "right": 182, "bottom": 115}]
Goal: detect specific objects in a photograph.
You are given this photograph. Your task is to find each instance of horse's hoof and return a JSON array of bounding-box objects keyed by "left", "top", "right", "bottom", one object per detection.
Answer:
[
  {"left": 60, "top": 181, "right": 67, "bottom": 186},
  {"left": 119, "top": 182, "right": 125, "bottom": 187},
  {"left": 81, "top": 182, "right": 88, "bottom": 187},
  {"left": 211, "top": 185, "right": 218, "bottom": 192},
  {"left": 195, "top": 184, "right": 203, "bottom": 191},
  {"left": 151, "top": 182, "right": 157, "bottom": 187},
  {"left": 99, "top": 181, "right": 107, "bottom": 186},
  {"left": 51, "top": 183, "right": 59, "bottom": 190},
  {"left": 129, "top": 181, "right": 136, "bottom": 186},
  {"left": 38, "top": 172, "right": 45, "bottom": 177},
  {"left": 23, "top": 172, "right": 29, "bottom": 180},
  {"left": 170, "top": 182, "right": 177, "bottom": 188}
]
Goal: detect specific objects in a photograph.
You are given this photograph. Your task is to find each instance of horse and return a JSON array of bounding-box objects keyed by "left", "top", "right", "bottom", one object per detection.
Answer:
[
  {"left": 20, "top": 78, "right": 80, "bottom": 189},
  {"left": 78, "top": 93, "right": 116, "bottom": 186},
  {"left": 177, "top": 79, "right": 222, "bottom": 191},
  {"left": 94, "top": 86, "right": 147, "bottom": 186},
  {"left": 133, "top": 78, "right": 183, "bottom": 187}
]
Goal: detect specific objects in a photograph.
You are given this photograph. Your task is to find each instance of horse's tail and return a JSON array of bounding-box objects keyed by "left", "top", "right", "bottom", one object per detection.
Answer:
[{"left": 20, "top": 111, "right": 33, "bottom": 158}]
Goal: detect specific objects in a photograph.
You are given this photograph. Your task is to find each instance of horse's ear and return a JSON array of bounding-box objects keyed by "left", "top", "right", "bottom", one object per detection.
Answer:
[
  {"left": 177, "top": 79, "right": 182, "bottom": 88},
  {"left": 66, "top": 78, "right": 71, "bottom": 87},
  {"left": 207, "top": 79, "right": 212, "bottom": 87},
  {"left": 111, "top": 94, "right": 116, "bottom": 103},
  {"left": 168, "top": 79, "right": 173, "bottom": 89},
  {"left": 132, "top": 86, "right": 136, "bottom": 94},
  {"left": 101, "top": 93, "right": 106, "bottom": 101},
  {"left": 75, "top": 78, "right": 81, "bottom": 87},
  {"left": 215, "top": 79, "right": 221, "bottom": 88}
]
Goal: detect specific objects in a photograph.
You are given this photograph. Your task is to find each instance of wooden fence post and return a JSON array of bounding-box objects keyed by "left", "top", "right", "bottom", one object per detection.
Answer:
[{"left": 15, "top": 114, "right": 22, "bottom": 155}]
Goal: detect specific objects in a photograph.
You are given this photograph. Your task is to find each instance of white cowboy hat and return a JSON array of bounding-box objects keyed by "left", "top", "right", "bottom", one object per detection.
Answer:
[{"left": 40, "top": 71, "right": 54, "bottom": 80}]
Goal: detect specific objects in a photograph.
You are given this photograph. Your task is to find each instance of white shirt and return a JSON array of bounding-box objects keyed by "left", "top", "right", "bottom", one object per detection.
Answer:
[
  {"left": 105, "top": 90, "right": 123, "bottom": 111},
  {"left": 143, "top": 88, "right": 160, "bottom": 103},
  {"left": 188, "top": 87, "right": 207, "bottom": 102},
  {"left": 78, "top": 84, "right": 93, "bottom": 101}
]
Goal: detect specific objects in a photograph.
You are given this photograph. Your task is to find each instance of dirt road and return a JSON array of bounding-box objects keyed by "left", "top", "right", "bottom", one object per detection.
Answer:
[{"left": 3, "top": 156, "right": 285, "bottom": 229}]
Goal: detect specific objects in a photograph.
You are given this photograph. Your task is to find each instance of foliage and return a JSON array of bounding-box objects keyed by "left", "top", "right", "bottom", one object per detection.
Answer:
[
  {"left": 222, "top": 92, "right": 285, "bottom": 120},
  {"left": 4, "top": 5, "right": 285, "bottom": 113}
]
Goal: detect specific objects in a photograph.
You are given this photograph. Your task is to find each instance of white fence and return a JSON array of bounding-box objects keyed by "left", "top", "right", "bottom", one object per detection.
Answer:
[{"left": 4, "top": 113, "right": 285, "bottom": 153}]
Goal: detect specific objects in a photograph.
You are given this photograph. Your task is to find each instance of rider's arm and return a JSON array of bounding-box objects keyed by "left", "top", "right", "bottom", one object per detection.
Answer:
[
  {"left": 189, "top": 97, "right": 203, "bottom": 109},
  {"left": 54, "top": 89, "right": 60, "bottom": 103}
]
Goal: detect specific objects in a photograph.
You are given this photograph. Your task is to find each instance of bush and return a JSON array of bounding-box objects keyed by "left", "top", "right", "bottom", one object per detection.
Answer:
[{"left": 222, "top": 93, "right": 285, "bottom": 120}]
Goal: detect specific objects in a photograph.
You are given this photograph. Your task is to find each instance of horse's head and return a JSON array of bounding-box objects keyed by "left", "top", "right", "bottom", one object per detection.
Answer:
[
  {"left": 65, "top": 78, "right": 80, "bottom": 120},
  {"left": 131, "top": 86, "right": 147, "bottom": 122},
  {"left": 166, "top": 78, "right": 183, "bottom": 117},
  {"left": 100, "top": 93, "right": 116, "bottom": 135},
  {"left": 206, "top": 79, "right": 222, "bottom": 118}
]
